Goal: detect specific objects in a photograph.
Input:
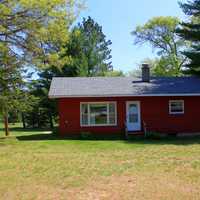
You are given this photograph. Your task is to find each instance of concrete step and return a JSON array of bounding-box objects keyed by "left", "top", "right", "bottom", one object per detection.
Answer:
[{"left": 127, "top": 131, "right": 144, "bottom": 135}]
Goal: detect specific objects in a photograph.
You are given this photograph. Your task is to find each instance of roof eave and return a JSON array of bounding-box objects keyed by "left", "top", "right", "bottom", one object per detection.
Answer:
[{"left": 48, "top": 93, "right": 200, "bottom": 99}]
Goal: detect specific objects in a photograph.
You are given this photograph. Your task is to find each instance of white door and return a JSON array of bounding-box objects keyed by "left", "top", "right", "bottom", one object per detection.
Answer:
[{"left": 126, "top": 101, "right": 141, "bottom": 131}]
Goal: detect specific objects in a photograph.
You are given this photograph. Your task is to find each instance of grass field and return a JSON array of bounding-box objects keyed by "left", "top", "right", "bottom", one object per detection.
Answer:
[{"left": 1, "top": 124, "right": 200, "bottom": 199}]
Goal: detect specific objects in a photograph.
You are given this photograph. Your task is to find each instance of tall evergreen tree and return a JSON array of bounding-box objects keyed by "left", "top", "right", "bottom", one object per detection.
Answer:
[
  {"left": 74, "top": 17, "right": 113, "bottom": 76},
  {"left": 39, "top": 16, "right": 113, "bottom": 79},
  {"left": 0, "top": 47, "right": 35, "bottom": 135},
  {"left": 177, "top": 0, "right": 200, "bottom": 75}
]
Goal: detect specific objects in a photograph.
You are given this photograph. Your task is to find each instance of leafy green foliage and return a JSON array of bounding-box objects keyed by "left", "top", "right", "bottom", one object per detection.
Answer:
[
  {"left": 104, "top": 70, "right": 124, "bottom": 77},
  {"left": 0, "top": 48, "right": 33, "bottom": 115},
  {"left": 23, "top": 17, "right": 113, "bottom": 129},
  {"left": 0, "top": 47, "right": 37, "bottom": 135},
  {"left": 23, "top": 79, "right": 56, "bottom": 129},
  {"left": 177, "top": 0, "right": 200, "bottom": 75},
  {"left": 0, "top": 0, "right": 83, "bottom": 135},
  {"left": 68, "top": 16, "right": 113, "bottom": 76},
  {"left": 0, "top": 0, "right": 82, "bottom": 67},
  {"left": 146, "top": 57, "right": 184, "bottom": 77},
  {"left": 38, "top": 16, "right": 113, "bottom": 77},
  {"left": 132, "top": 16, "right": 187, "bottom": 76}
]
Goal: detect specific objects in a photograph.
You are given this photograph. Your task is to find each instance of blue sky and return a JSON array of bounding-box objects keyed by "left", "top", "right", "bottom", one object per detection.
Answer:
[{"left": 78, "top": 0, "right": 186, "bottom": 72}]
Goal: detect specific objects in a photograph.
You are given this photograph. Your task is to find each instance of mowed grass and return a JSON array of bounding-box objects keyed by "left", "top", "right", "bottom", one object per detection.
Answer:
[{"left": 1, "top": 124, "right": 200, "bottom": 199}]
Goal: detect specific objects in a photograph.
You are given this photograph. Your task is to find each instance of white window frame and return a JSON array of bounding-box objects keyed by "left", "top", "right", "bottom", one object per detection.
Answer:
[
  {"left": 80, "top": 102, "right": 117, "bottom": 127},
  {"left": 169, "top": 100, "right": 184, "bottom": 115}
]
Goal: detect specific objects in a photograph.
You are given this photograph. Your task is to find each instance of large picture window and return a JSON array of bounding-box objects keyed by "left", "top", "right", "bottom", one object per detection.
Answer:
[
  {"left": 81, "top": 102, "right": 117, "bottom": 126},
  {"left": 169, "top": 100, "right": 184, "bottom": 114}
]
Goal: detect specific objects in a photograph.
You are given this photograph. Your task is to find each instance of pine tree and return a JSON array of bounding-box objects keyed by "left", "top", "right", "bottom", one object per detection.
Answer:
[
  {"left": 177, "top": 0, "right": 200, "bottom": 75},
  {"left": 0, "top": 47, "right": 35, "bottom": 136},
  {"left": 75, "top": 17, "right": 113, "bottom": 76}
]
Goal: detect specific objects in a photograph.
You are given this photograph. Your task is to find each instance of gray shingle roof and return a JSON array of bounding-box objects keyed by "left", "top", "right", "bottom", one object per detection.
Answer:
[{"left": 49, "top": 76, "right": 200, "bottom": 98}]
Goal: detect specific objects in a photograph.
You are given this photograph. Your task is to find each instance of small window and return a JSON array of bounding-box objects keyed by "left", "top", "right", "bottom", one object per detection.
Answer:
[
  {"left": 169, "top": 100, "right": 184, "bottom": 114},
  {"left": 80, "top": 102, "right": 117, "bottom": 126}
]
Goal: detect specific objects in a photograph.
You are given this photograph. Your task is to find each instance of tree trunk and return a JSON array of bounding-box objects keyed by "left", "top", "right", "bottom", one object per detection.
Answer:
[
  {"left": 37, "top": 111, "right": 40, "bottom": 128},
  {"left": 21, "top": 113, "right": 26, "bottom": 129},
  {"left": 4, "top": 114, "right": 9, "bottom": 136},
  {"left": 49, "top": 113, "right": 54, "bottom": 129}
]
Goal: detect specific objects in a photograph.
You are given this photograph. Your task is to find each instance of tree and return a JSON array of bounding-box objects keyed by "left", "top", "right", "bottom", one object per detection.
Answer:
[
  {"left": 132, "top": 16, "right": 186, "bottom": 76},
  {"left": 104, "top": 70, "right": 124, "bottom": 77},
  {"left": 40, "top": 16, "right": 113, "bottom": 78},
  {"left": 0, "top": 47, "right": 35, "bottom": 136},
  {"left": 0, "top": 0, "right": 82, "bottom": 66},
  {"left": 151, "top": 57, "right": 179, "bottom": 76},
  {"left": 0, "top": 0, "right": 82, "bottom": 135},
  {"left": 24, "top": 17, "right": 114, "bottom": 128},
  {"left": 128, "top": 57, "right": 181, "bottom": 77},
  {"left": 146, "top": 57, "right": 184, "bottom": 77},
  {"left": 176, "top": 0, "right": 200, "bottom": 75},
  {"left": 23, "top": 78, "right": 57, "bottom": 129},
  {"left": 73, "top": 17, "right": 113, "bottom": 76}
]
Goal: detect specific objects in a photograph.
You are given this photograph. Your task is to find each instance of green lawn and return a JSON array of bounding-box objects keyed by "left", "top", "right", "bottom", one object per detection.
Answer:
[{"left": 1, "top": 124, "right": 200, "bottom": 199}]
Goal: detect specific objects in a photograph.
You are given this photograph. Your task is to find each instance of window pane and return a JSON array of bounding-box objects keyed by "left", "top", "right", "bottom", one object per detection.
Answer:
[
  {"left": 82, "top": 114, "right": 88, "bottom": 125},
  {"left": 109, "top": 113, "right": 116, "bottom": 124},
  {"left": 129, "top": 104, "right": 138, "bottom": 123},
  {"left": 129, "top": 114, "right": 138, "bottom": 123},
  {"left": 109, "top": 103, "right": 116, "bottom": 124},
  {"left": 109, "top": 103, "right": 115, "bottom": 113},
  {"left": 170, "top": 102, "right": 183, "bottom": 113},
  {"left": 81, "top": 104, "right": 88, "bottom": 125},
  {"left": 90, "top": 104, "right": 107, "bottom": 125}
]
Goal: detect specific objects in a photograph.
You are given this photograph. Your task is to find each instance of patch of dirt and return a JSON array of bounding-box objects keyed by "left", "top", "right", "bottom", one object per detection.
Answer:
[
  {"left": 2, "top": 172, "right": 200, "bottom": 200},
  {"left": 70, "top": 173, "right": 200, "bottom": 200}
]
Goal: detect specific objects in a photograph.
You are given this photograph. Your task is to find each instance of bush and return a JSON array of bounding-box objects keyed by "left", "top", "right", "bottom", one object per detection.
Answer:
[
  {"left": 24, "top": 108, "right": 52, "bottom": 129},
  {"left": 52, "top": 127, "right": 59, "bottom": 135},
  {"left": 80, "top": 132, "right": 93, "bottom": 140},
  {"left": 145, "top": 131, "right": 165, "bottom": 140}
]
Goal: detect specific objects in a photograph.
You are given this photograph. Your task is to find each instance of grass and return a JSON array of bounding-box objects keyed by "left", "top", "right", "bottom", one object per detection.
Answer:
[{"left": 1, "top": 123, "right": 200, "bottom": 199}]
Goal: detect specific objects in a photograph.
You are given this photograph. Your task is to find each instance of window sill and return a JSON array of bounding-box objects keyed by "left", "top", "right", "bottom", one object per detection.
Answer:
[
  {"left": 80, "top": 124, "right": 117, "bottom": 127},
  {"left": 169, "top": 112, "right": 184, "bottom": 115}
]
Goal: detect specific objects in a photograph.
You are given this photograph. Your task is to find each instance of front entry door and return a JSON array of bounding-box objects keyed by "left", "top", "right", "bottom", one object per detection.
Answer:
[{"left": 126, "top": 101, "right": 141, "bottom": 131}]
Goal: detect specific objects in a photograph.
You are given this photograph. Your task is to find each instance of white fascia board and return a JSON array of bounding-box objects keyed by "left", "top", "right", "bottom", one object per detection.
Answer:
[{"left": 48, "top": 93, "right": 200, "bottom": 99}]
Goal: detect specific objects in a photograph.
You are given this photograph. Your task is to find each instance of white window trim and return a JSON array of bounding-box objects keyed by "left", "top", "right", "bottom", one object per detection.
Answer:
[
  {"left": 80, "top": 102, "right": 117, "bottom": 127},
  {"left": 169, "top": 100, "right": 184, "bottom": 115}
]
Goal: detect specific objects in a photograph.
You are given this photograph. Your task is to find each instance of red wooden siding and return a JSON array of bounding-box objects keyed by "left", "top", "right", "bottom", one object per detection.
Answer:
[{"left": 58, "top": 96, "right": 200, "bottom": 136}]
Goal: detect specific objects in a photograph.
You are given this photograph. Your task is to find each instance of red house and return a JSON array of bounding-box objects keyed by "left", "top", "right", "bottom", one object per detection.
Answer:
[{"left": 49, "top": 64, "right": 200, "bottom": 137}]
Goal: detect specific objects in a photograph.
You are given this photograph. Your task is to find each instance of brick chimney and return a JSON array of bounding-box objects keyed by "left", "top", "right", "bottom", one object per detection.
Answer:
[{"left": 142, "top": 63, "right": 150, "bottom": 82}]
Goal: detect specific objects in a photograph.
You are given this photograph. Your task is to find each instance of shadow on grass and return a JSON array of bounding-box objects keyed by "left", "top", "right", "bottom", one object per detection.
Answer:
[
  {"left": 125, "top": 136, "right": 200, "bottom": 146},
  {"left": 16, "top": 133, "right": 57, "bottom": 141},
  {"left": 14, "top": 132, "right": 200, "bottom": 146},
  {"left": 2, "top": 125, "right": 200, "bottom": 145},
  {"left": 0, "top": 127, "right": 51, "bottom": 133},
  {"left": 16, "top": 133, "right": 125, "bottom": 141}
]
